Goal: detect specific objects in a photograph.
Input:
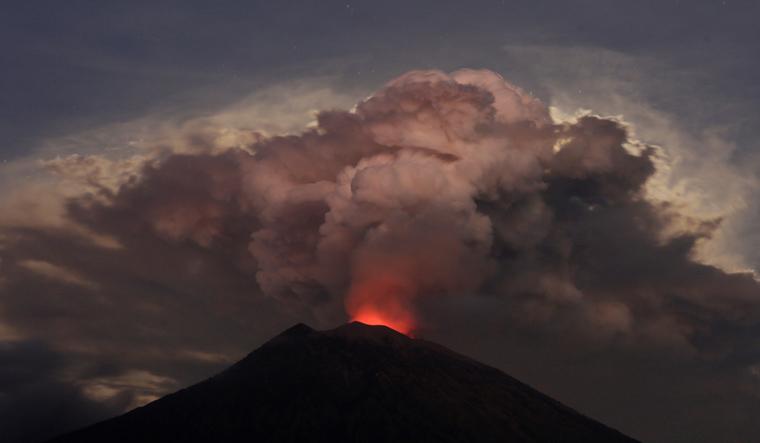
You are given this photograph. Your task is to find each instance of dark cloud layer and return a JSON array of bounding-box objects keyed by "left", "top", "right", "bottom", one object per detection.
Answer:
[
  {"left": 2, "top": 70, "right": 760, "bottom": 442},
  {"left": 3, "top": 1, "right": 758, "bottom": 161},
  {"left": 0, "top": 341, "right": 130, "bottom": 443}
]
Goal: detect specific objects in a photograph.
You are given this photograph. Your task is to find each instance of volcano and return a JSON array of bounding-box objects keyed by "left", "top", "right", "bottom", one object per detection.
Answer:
[{"left": 48, "top": 322, "right": 640, "bottom": 442}]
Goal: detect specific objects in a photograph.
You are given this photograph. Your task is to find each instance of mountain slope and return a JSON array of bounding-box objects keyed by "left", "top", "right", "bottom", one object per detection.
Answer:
[{"left": 48, "top": 322, "right": 640, "bottom": 442}]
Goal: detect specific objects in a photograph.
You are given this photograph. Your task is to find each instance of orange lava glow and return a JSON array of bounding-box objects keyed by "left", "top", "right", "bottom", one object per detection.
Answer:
[
  {"left": 346, "top": 272, "right": 417, "bottom": 336},
  {"left": 351, "top": 306, "right": 415, "bottom": 336}
]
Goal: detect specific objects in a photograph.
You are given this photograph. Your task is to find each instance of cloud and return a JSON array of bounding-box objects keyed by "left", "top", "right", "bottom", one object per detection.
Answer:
[
  {"left": 80, "top": 369, "right": 177, "bottom": 409},
  {"left": 0, "top": 340, "right": 132, "bottom": 443},
  {"left": 26, "top": 68, "right": 758, "bottom": 343},
  {"left": 18, "top": 260, "right": 101, "bottom": 290},
  {"left": 1, "top": 68, "right": 760, "bottom": 442},
  {"left": 503, "top": 44, "right": 760, "bottom": 273}
]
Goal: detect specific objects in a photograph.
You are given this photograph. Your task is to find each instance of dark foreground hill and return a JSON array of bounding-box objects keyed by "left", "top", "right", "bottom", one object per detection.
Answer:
[{"left": 48, "top": 322, "right": 640, "bottom": 442}]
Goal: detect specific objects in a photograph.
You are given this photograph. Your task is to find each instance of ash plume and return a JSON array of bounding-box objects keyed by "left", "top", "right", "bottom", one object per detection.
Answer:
[{"left": 50, "top": 69, "right": 760, "bottom": 345}]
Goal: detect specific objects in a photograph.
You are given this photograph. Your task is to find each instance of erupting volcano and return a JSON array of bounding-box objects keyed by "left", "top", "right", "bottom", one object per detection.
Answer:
[
  {"left": 349, "top": 306, "right": 414, "bottom": 335},
  {"left": 346, "top": 272, "right": 418, "bottom": 335},
  {"left": 24, "top": 67, "right": 760, "bottom": 443}
]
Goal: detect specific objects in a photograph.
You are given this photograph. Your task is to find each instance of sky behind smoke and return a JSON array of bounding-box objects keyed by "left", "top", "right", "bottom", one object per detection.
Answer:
[{"left": 2, "top": 2, "right": 760, "bottom": 442}]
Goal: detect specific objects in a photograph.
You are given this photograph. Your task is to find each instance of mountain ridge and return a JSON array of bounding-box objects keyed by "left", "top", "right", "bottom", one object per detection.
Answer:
[{"left": 47, "top": 322, "right": 641, "bottom": 442}]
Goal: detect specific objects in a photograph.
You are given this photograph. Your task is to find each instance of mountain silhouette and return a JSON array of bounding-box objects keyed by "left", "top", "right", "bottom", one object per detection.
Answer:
[{"left": 48, "top": 322, "right": 640, "bottom": 442}]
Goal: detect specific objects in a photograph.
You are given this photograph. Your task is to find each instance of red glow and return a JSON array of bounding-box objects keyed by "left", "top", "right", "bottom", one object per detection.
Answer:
[
  {"left": 351, "top": 306, "right": 415, "bottom": 336},
  {"left": 346, "top": 272, "right": 417, "bottom": 336}
]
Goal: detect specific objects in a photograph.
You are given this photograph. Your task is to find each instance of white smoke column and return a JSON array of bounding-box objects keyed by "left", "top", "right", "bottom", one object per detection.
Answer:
[{"left": 244, "top": 69, "right": 555, "bottom": 332}]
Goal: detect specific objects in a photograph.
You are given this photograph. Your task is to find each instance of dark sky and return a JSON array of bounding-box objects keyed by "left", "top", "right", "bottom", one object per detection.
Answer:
[{"left": 2, "top": 2, "right": 760, "bottom": 442}]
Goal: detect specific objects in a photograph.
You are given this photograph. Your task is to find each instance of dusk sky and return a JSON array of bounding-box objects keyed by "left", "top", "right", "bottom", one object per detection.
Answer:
[{"left": 2, "top": 2, "right": 760, "bottom": 442}]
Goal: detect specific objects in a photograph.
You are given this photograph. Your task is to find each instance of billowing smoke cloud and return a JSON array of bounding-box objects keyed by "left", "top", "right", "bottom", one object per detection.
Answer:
[
  {"left": 41, "top": 69, "right": 760, "bottom": 347},
  {"left": 2, "top": 68, "right": 760, "bottom": 442}
]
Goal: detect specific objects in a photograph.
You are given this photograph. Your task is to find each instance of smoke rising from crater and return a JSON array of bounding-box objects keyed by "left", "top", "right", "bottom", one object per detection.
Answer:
[{"left": 49, "top": 69, "right": 760, "bottom": 346}]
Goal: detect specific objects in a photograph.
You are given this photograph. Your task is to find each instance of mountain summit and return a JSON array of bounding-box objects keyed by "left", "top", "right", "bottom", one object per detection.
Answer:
[{"left": 48, "top": 322, "right": 640, "bottom": 442}]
